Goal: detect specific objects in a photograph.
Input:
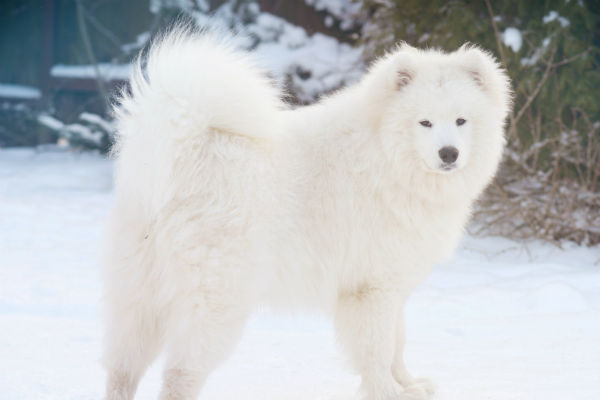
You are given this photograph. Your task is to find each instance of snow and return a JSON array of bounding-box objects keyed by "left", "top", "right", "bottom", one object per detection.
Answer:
[
  {"left": 253, "top": 31, "right": 363, "bottom": 101},
  {"left": 37, "top": 114, "right": 65, "bottom": 131},
  {"left": 248, "top": 16, "right": 363, "bottom": 102},
  {"left": 79, "top": 112, "right": 115, "bottom": 134},
  {"left": 502, "top": 27, "right": 522, "bottom": 52},
  {"left": 50, "top": 63, "right": 131, "bottom": 81},
  {"left": 121, "top": 31, "right": 151, "bottom": 54},
  {"left": 0, "top": 83, "right": 41, "bottom": 99},
  {"left": 543, "top": 10, "right": 570, "bottom": 27},
  {"left": 43, "top": 2, "right": 364, "bottom": 104},
  {"left": 187, "top": 1, "right": 365, "bottom": 102},
  {"left": 305, "top": 0, "right": 362, "bottom": 31},
  {"left": 0, "top": 149, "right": 599, "bottom": 399},
  {"left": 521, "top": 36, "right": 552, "bottom": 67},
  {"left": 65, "top": 123, "right": 104, "bottom": 144},
  {"left": 149, "top": 0, "right": 200, "bottom": 14},
  {"left": 37, "top": 113, "right": 108, "bottom": 146}
]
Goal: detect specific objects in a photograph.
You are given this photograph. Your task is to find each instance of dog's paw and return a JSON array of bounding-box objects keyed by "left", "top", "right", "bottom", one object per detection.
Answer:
[{"left": 403, "top": 377, "right": 436, "bottom": 399}]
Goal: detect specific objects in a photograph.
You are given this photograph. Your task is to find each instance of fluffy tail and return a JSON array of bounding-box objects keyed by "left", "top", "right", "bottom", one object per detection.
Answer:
[{"left": 114, "top": 26, "right": 283, "bottom": 143}]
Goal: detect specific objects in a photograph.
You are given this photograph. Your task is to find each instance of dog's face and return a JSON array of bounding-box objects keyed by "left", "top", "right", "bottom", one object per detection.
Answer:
[
  {"left": 410, "top": 86, "right": 477, "bottom": 174},
  {"left": 377, "top": 45, "right": 511, "bottom": 178}
]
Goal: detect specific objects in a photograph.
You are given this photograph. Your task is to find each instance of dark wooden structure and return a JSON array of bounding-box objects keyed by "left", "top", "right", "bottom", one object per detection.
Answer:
[
  {"left": 0, "top": 0, "right": 354, "bottom": 120},
  {"left": 1, "top": 0, "right": 152, "bottom": 119}
]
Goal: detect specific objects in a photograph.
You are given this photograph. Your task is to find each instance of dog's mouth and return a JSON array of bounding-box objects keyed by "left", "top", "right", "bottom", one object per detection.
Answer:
[
  {"left": 426, "top": 162, "right": 459, "bottom": 174},
  {"left": 440, "top": 164, "right": 457, "bottom": 172},
  {"left": 420, "top": 160, "right": 461, "bottom": 175}
]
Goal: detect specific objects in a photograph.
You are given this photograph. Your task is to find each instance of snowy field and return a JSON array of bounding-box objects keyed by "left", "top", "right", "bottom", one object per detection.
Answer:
[{"left": 0, "top": 148, "right": 599, "bottom": 400}]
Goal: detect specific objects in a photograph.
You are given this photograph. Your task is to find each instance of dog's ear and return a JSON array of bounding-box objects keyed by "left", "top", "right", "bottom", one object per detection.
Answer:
[
  {"left": 393, "top": 43, "right": 417, "bottom": 90},
  {"left": 458, "top": 44, "right": 513, "bottom": 114},
  {"left": 397, "top": 68, "right": 414, "bottom": 89},
  {"left": 459, "top": 44, "right": 495, "bottom": 87}
]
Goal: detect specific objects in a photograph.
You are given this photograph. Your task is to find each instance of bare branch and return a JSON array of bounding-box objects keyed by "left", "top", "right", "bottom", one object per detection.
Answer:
[
  {"left": 512, "top": 46, "right": 557, "bottom": 129},
  {"left": 76, "top": 0, "right": 110, "bottom": 112}
]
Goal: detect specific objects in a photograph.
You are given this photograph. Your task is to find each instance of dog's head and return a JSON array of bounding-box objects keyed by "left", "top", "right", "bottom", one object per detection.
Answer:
[{"left": 367, "top": 44, "right": 512, "bottom": 182}]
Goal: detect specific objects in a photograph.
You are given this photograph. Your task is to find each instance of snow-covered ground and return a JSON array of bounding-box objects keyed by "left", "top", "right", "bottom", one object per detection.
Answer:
[{"left": 0, "top": 149, "right": 599, "bottom": 400}]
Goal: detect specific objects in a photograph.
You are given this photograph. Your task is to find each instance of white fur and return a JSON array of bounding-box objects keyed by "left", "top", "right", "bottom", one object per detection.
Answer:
[{"left": 103, "top": 28, "right": 511, "bottom": 400}]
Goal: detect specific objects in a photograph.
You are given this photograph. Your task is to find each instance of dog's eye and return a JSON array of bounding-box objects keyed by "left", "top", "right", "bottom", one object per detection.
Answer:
[
  {"left": 456, "top": 118, "right": 466, "bottom": 126},
  {"left": 419, "top": 120, "right": 432, "bottom": 128}
]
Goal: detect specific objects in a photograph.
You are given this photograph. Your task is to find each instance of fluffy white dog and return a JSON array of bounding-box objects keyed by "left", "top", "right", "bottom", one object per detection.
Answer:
[{"left": 103, "top": 28, "right": 511, "bottom": 400}]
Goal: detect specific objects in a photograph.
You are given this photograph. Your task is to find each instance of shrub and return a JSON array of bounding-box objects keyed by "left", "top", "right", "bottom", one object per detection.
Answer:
[{"left": 359, "top": 0, "right": 600, "bottom": 245}]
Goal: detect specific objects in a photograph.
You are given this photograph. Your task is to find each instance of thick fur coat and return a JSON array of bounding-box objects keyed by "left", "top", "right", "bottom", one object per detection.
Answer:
[{"left": 103, "top": 28, "right": 511, "bottom": 400}]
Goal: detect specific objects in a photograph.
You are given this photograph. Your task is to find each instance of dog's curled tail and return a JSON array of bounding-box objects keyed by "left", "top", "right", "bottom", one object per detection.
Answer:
[{"left": 114, "top": 26, "right": 283, "bottom": 144}]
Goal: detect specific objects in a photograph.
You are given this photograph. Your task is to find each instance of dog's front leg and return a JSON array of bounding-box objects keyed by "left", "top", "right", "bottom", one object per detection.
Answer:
[
  {"left": 391, "top": 306, "right": 436, "bottom": 399},
  {"left": 335, "top": 287, "right": 407, "bottom": 400}
]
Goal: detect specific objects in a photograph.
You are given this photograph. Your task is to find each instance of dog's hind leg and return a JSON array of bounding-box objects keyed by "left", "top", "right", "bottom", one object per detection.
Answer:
[
  {"left": 153, "top": 206, "right": 259, "bottom": 399},
  {"left": 102, "top": 218, "right": 167, "bottom": 400},
  {"left": 103, "top": 292, "right": 166, "bottom": 400},
  {"left": 157, "top": 272, "right": 252, "bottom": 400}
]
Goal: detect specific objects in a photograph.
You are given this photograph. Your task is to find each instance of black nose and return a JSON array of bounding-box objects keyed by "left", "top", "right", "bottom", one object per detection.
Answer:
[{"left": 439, "top": 146, "right": 459, "bottom": 164}]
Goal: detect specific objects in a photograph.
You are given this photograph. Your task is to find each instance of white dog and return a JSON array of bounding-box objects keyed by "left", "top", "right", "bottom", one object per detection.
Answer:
[{"left": 103, "top": 27, "right": 511, "bottom": 400}]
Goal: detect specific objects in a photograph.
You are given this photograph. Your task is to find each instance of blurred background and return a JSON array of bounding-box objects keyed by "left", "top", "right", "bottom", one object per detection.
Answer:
[
  {"left": 1, "top": 2, "right": 599, "bottom": 399},
  {"left": 1, "top": 0, "right": 599, "bottom": 246}
]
